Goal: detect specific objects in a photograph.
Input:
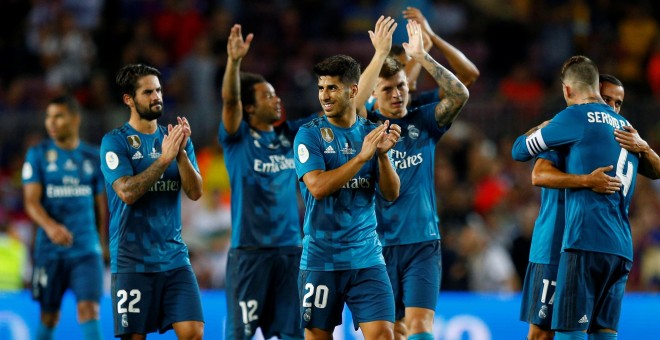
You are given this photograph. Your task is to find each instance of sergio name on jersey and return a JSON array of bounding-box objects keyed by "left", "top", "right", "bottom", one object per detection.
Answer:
[
  {"left": 512, "top": 103, "right": 638, "bottom": 261},
  {"left": 100, "top": 123, "right": 199, "bottom": 273}
]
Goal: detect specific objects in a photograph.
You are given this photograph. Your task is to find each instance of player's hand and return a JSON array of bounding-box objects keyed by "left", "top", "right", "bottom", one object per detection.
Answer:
[
  {"left": 377, "top": 121, "right": 401, "bottom": 154},
  {"left": 368, "top": 16, "right": 397, "bottom": 56},
  {"left": 45, "top": 224, "right": 73, "bottom": 247},
  {"left": 176, "top": 116, "right": 191, "bottom": 154},
  {"left": 615, "top": 125, "right": 649, "bottom": 154},
  {"left": 403, "top": 7, "right": 434, "bottom": 38},
  {"left": 227, "top": 24, "right": 253, "bottom": 61},
  {"left": 402, "top": 20, "right": 425, "bottom": 61},
  {"left": 358, "top": 124, "right": 388, "bottom": 162},
  {"left": 162, "top": 124, "right": 185, "bottom": 163},
  {"left": 587, "top": 165, "right": 622, "bottom": 194}
]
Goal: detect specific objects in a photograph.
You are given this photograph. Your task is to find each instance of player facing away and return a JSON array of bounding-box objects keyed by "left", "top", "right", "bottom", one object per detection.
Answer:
[
  {"left": 219, "top": 24, "right": 313, "bottom": 340},
  {"left": 519, "top": 74, "right": 660, "bottom": 340},
  {"left": 512, "top": 56, "right": 640, "bottom": 340},
  {"left": 294, "top": 54, "right": 401, "bottom": 339},
  {"left": 357, "top": 19, "right": 470, "bottom": 339},
  {"left": 100, "top": 64, "right": 204, "bottom": 339},
  {"left": 23, "top": 95, "right": 106, "bottom": 340}
]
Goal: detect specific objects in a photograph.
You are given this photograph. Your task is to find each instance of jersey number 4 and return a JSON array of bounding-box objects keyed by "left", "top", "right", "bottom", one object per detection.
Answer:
[{"left": 616, "top": 148, "right": 634, "bottom": 197}]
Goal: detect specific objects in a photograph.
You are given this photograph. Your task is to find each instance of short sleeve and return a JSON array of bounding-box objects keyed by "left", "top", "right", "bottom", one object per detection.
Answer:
[
  {"left": 294, "top": 126, "right": 325, "bottom": 181},
  {"left": 100, "top": 134, "right": 134, "bottom": 186},
  {"left": 21, "top": 147, "right": 42, "bottom": 184}
]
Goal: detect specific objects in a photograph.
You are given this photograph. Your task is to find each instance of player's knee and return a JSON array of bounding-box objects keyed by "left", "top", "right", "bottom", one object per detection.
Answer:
[
  {"left": 77, "top": 301, "right": 100, "bottom": 322},
  {"left": 527, "top": 325, "right": 554, "bottom": 340},
  {"left": 393, "top": 320, "right": 408, "bottom": 340},
  {"left": 174, "top": 321, "right": 204, "bottom": 340},
  {"left": 408, "top": 316, "right": 433, "bottom": 333},
  {"left": 40, "top": 312, "right": 60, "bottom": 327},
  {"left": 406, "top": 310, "right": 434, "bottom": 334}
]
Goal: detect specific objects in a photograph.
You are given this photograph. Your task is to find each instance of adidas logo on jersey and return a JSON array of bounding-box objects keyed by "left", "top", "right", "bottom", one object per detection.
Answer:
[
  {"left": 578, "top": 315, "right": 589, "bottom": 324},
  {"left": 132, "top": 151, "right": 143, "bottom": 160},
  {"left": 324, "top": 145, "right": 336, "bottom": 154}
]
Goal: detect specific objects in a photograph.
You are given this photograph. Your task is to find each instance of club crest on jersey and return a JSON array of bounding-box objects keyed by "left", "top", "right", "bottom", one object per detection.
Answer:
[
  {"left": 46, "top": 150, "right": 58, "bottom": 163},
  {"left": 279, "top": 134, "right": 291, "bottom": 148},
  {"left": 408, "top": 125, "right": 420, "bottom": 139},
  {"left": 127, "top": 135, "right": 141, "bottom": 149},
  {"left": 83, "top": 160, "right": 94, "bottom": 175},
  {"left": 320, "top": 128, "right": 334, "bottom": 143}
]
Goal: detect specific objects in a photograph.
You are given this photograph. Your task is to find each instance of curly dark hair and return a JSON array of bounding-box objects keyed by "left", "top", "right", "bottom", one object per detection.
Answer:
[{"left": 313, "top": 54, "right": 361, "bottom": 86}]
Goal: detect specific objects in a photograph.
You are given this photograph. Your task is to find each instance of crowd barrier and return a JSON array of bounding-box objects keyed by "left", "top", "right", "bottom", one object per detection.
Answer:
[{"left": 0, "top": 290, "right": 656, "bottom": 339}]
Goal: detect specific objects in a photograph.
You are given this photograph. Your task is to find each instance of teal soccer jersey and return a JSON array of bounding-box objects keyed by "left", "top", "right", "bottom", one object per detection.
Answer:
[
  {"left": 368, "top": 103, "right": 449, "bottom": 246},
  {"left": 294, "top": 116, "right": 385, "bottom": 271},
  {"left": 22, "top": 140, "right": 104, "bottom": 259},
  {"left": 512, "top": 103, "right": 638, "bottom": 261},
  {"left": 100, "top": 123, "right": 198, "bottom": 273},
  {"left": 218, "top": 119, "right": 307, "bottom": 248},
  {"left": 529, "top": 150, "right": 565, "bottom": 265}
]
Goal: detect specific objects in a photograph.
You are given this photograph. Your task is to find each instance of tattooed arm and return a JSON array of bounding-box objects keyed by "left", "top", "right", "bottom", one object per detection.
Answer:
[
  {"left": 112, "top": 125, "right": 185, "bottom": 205},
  {"left": 402, "top": 21, "right": 469, "bottom": 128}
]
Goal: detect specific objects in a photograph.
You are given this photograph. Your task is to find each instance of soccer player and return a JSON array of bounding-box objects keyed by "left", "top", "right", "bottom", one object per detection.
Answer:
[
  {"left": 519, "top": 74, "right": 660, "bottom": 340},
  {"left": 100, "top": 64, "right": 204, "bottom": 339},
  {"left": 356, "top": 16, "right": 471, "bottom": 338},
  {"left": 511, "top": 56, "right": 642, "bottom": 340},
  {"left": 219, "top": 24, "right": 313, "bottom": 340},
  {"left": 364, "top": 6, "right": 479, "bottom": 113},
  {"left": 23, "top": 95, "right": 106, "bottom": 340},
  {"left": 294, "top": 50, "right": 402, "bottom": 338}
]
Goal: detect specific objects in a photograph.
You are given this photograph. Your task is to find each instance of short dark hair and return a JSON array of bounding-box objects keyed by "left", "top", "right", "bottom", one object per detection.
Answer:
[
  {"left": 115, "top": 64, "right": 161, "bottom": 98},
  {"left": 389, "top": 44, "right": 405, "bottom": 57},
  {"left": 599, "top": 74, "right": 623, "bottom": 87},
  {"left": 379, "top": 57, "right": 404, "bottom": 78},
  {"left": 313, "top": 54, "right": 361, "bottom": 86},
  {"left": 560, "top": 55, "right": 599, "bottom": 86},
  {"left": 48, "top": 95, "right": 81, "bottom": 115}
]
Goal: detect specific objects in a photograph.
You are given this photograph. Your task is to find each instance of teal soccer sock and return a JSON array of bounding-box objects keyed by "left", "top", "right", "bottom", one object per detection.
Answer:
[
  {"left": 588, "top": 332, "right": 617, "bottom": 340},
  {"left": 80, "top": 319, "right": 103, "bottom": 340},
  {"left": 409, "top": 332, "right": 434, "bottom": 340},
  {"left": 36, "top": 323, "right": 54, "bottom": 340},
  {"left": 556, "top": 330, "right": 587, "bottom": 340}
]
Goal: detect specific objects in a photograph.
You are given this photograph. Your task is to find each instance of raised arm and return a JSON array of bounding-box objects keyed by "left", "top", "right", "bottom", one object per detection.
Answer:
[
  {"left": 404, "top": 6, "right": 480, "bottom": 87},
  {"left": 221, "top": 24, "right": 254, "bottom": 135},
  {"left": 403, "top": 20, "right": 469, "bottom": 127},
  {"left": 532, "top": 158, "right": 621, "bottom": 194},
  {"left": 172, "top": 117, "right": 203, "bottom": 200},
  {"left": 615, "top": 125, "right": 660, "bottom": 179},
  {"left": 112, "top": 125, "right": 185, "bottom": 205},
  {"left": 357, "top": 16, "right": 397, "bottom": 117},
  {"left": 375, "top": 121, "right": 401, "bottom": 201}
]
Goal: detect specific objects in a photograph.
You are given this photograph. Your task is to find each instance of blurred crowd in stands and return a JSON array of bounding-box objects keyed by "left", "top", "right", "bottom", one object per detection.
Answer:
[{"left": 1, "top": 0, "right": 659, "bottom": 292}]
